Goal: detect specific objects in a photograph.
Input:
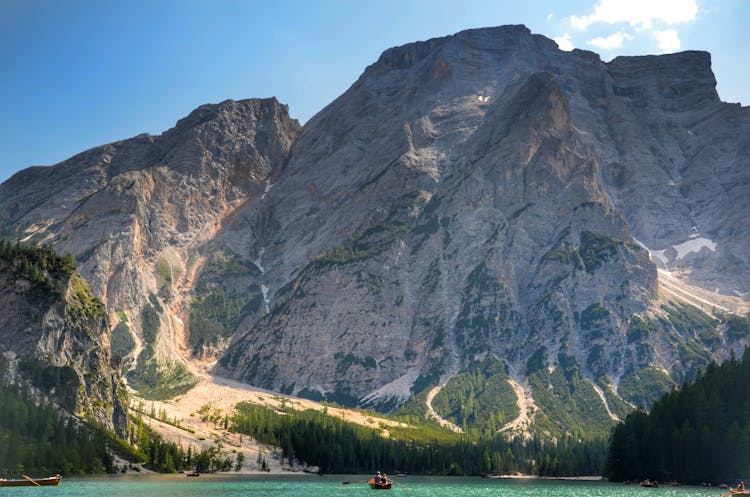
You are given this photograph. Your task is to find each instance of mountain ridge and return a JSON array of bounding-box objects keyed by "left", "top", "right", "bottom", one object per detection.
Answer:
[{"left": 1, "top": 25, "right": 748, "bottom": 439}]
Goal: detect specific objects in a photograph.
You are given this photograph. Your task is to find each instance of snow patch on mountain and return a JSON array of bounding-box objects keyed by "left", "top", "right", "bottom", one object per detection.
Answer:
[
  {"left": 634, "top": 236, "right": 716, "bottom": 267},
  {"left": 672, "top": 236, "right": 716, "bottom": 260},
  {"left": 361, "top": 368, "right": 420, "bottom": 404}
]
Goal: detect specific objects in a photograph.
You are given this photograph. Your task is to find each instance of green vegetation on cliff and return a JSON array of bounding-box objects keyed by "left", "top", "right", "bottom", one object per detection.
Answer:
[
  {"left": 127, "top": 297, "right": 196, "bottom": 400},
  {"left": 579, "top": 231, "right": 619, "bottom": 273},
  {"left": 66, "top": 273, "right": 107, "bottom": 333},
  {"left": 528, "top": 356, "right": 614, "bottom": 439},
  {"left": 188, "top": 252, "right": 262, "bottom": 355},
  {"left": 431, "top": 356, "right": 519, "bottom": 436},
  {"left": 127, "top": 357, "right": 195, "bottom": 401},
  {"left": 0, "top": 239, "right": 75, "bottom": 294},
  {"left": 617, "top": 367, "right": 677, "bottom": 408},
  {"left": 111, "top": 316, "right": 136, "bottom": 358}
]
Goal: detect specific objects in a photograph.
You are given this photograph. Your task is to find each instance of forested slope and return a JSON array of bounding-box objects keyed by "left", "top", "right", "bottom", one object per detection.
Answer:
[{"left": 607, "top": 338, "right": 750, "bottom": 484}]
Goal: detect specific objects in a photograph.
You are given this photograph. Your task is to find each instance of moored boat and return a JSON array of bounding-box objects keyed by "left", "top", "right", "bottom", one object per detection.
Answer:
[
  {"left": 368, "top": 477, "right": 392, "bottom": 490},
  {"left": 0, "top": 474, "right": 62, "bottom": 487}
]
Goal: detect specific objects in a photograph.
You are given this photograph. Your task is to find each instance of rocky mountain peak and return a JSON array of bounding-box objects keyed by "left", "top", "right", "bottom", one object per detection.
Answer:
[
  {"left": 1, "top": 25, "right": 748, "bottom": 438},
  {"left": 366, "top": 25, "right": 560, "bottom": 77},
  {"left": 172, "top": 97, "right": 297, "bottom": 141},
  {"left": 607, "top": 51, "right": 719, "bottom": 110}
]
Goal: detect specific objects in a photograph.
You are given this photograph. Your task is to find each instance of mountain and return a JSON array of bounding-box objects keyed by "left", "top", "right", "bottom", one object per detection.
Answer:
[
  {"left": 215, "top": 26, "right": 749, "bottom": 428},
  {"left": 1, "top": 25, "right": 748, "bottom": 438},
  {"left": 0, "top": 98, "right": 300, "bottom": 398}
]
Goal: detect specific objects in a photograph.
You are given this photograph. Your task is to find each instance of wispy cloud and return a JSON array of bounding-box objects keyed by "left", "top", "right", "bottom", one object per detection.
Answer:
[
  {"left": 570, "top": 0, "right": 698, "bottom": 30},
  {"left": 553, "top": 34, "right": 575, "bottom": 51},
  {"left": 586, "top": 31, "right": 630, "bottom": 50},
  {"left": 656, "top": 30, "right": 681, "bottom": 52}
]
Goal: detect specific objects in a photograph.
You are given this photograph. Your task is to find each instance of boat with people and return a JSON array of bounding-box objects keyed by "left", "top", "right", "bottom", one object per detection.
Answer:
[
  {"left": 0, "top": 474, "right": 62, "bottom": 487},
  {"left": 727, "top": 481, "right": 749, "bottom": 495},
  {"left": 368, "top": 477, "right": 392, "bottom": 490},
  {"left": 368, "top": 470, "right": 392, "bottom": 490}
]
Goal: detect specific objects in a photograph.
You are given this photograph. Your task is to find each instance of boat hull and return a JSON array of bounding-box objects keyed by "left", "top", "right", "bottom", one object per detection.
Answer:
[{"left": 0, "top": 475, "right": 62, "bottom": 487}]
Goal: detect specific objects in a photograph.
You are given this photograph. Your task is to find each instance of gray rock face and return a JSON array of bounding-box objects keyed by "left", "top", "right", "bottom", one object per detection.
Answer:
[
  {"left": 601, "top": 52, "right": 750, "bottom": 294},
  {"left": 0, "top": 98, "right": 300, "bottom": 371},
  {"left": 1, "top": 26, "right": 747, "bottom": 432},
  {"left": 217, "top": 26, "right": 747, "bottom": 407}
]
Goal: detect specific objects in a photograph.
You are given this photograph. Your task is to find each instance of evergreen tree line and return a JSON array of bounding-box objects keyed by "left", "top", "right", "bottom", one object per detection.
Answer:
[
  {"left": 606, "top": 346, "right": 750, "bottom": 484},
  {"left": 0, "top": 381, "right": 115, "bottom": 476},
  {"left": 0, "top": 239, "right": 75, "bottom": 293},
  {"left": 231, "top": 402, "right": 606, "bottom": 475}
]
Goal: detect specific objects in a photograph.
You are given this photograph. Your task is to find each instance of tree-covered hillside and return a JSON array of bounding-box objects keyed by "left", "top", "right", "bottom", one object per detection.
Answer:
[
  {"left": 230, "top": 401, "right": 606, "bottom": 476},
  {"left": 606, "top": 339, "right": 750, "bottom": 484},
  {"left": 0, "top": 371, "right": 116, "bottom": 475}
]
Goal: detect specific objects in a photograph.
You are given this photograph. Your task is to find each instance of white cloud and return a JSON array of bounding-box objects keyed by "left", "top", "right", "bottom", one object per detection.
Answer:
[
  {"left": 586, "top": 31, "right": 629, "bottom": 50},
  {"left": 553, "top": 34, "right": 575, "bottom": 51},
  {"left": 656, "top": 29, "right": 681, "bottom": 52},
  {"left": 570, "top": 0, "right": 698, "bottom": 30}
]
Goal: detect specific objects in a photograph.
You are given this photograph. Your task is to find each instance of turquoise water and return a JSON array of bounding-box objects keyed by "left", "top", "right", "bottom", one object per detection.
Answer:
[{"left": 0, "top": 475, "right": 725, "bottom": 497}]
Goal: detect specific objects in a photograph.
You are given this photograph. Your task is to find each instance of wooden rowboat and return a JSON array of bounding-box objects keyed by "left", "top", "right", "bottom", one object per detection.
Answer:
[
  {"left": 368, "top": 477, "right": 392, "bottom": 490},
  {"left": 0, "top": 474, "right": 62, "bottom": 487}
]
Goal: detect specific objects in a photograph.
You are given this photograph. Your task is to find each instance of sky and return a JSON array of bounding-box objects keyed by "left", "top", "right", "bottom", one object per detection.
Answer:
[{"left": 0, "top": 0, "right": 747, "bottom": 183}]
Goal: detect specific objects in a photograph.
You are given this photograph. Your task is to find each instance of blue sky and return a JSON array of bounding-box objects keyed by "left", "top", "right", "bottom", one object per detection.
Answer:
[{"left": 0, "top": 0, "right": 747, "bottom": 182}]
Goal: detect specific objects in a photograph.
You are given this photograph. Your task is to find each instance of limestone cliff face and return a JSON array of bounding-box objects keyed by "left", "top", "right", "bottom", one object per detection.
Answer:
[
  {"left": 0, "top": 98, "right": 300, "bottom": 375},
  {"left": 216, "top": 26, "right": 747, "bottom": 411},
  {"left": 217, "top": 31, "right": 658, "bottom": 404},
  {"left": 0, "top": 247, "right": 127, "bottom": 435},
  {"left": 1, "top": 26, "right": 748, "bottom": 435},
  {"left": 602, "top": 52, "right": 750, "bottom": 293}
]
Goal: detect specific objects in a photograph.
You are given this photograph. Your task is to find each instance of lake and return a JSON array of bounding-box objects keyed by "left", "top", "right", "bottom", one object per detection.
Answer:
[{"left": 1, "top": 474, "right": 726, "bottom": 497}]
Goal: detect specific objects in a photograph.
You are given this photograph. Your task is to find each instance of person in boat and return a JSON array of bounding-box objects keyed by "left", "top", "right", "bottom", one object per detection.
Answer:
[
  {"left": 373, "top": 471, "right": 383, "bottom": 484},
  {"left": 738, "top": 481, "right": 746, "bottom": 492}
]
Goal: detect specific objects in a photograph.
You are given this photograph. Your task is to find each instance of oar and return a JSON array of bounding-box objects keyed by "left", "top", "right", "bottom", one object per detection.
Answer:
[
  {"left": 391, "top": 478, "right": 412, "bottom": 490},
  {"left": 342, "top": 480, "right": 368, "bottom": 484},
  {"left": 22, "top": 475, "right": 40, "bottom": 487}
]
